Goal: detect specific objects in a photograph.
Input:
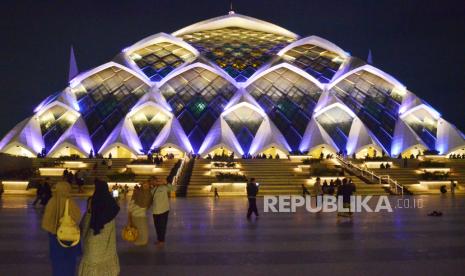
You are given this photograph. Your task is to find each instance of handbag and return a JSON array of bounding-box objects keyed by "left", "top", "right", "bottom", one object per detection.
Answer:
[
  {"left": 57, "top": 199, "right": 80, "bottom": 248},
  {"left": 122, "top": 224, "right": 138, "bottom": 242}
]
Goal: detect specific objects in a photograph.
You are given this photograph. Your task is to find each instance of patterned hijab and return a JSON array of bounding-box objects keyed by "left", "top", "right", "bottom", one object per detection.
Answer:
[{"left": 41, "top": 182, "right": 81, "bottom": 235}]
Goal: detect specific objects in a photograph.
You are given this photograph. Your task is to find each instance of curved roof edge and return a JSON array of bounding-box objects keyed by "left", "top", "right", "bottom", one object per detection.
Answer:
[
  {"left": 277, "top": 35, "right": 350, "bottom": 59},
  {"left": 243, "top": 62, "right": 325, "bottom": 90},
  {"left": 399, "top": 103, "right": 441, "bottom": 120},
  {"left": 172, "top": 13, "right": 299, "bottom": 39},
  {"left": 222, "top": 101, "right": 267, "bottom": 119},
  {"left": 69, "top": 61, "right": 152, "bottom": 88},
  {"left": 328, "top": 64, "right": 406, "bottom": 91},
  {"left": 156, "top": 62, "right": 239, "bottom": 88},
  {"left": 34, "top": 100, "right": 80, "bottom": 119},
  {"left": 436, "top": 118, "right": 465, "bottom": 154},
  {"left": 314, "top": 101, "right": 357, "bottom": 119},
  {"left": 122, "top": 32, "right": 200, "bottom": 56},
  {"left": 127, "top": 101, "right": 173, "bottom": 119}
]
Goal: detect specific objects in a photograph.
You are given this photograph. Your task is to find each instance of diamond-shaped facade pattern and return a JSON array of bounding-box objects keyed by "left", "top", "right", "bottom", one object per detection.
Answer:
[
  {"left": 159, "top": 67, "right": 236, "bottom": 152},
  {"left": 1, "top": 13, "right": 460, "bottom": 158},
  {"left": 180, "top": 27, "right": 295, "bottom": 82},
  {"left": 223, "top": 105, "right": 264, "bottom": 152},
  {"left": 71, "top": 66, "right": 150, "bottom": 151},
  {"left": 330, "top": 70, "right": 405, "bottom": 152},
  {"left": 281, "top": 44, "right": 345, "bottom": 83},
  {"left": 315, "top": 106, "right": 353, "bottom": 151},
  {"left": 129, "top": 42, "right": 196, "bottom": 82},
  {"left": 246, "top": 67, "right": 322, "bottom": 151},
  {"left": 130, "top": 106, "right": 170, "bottom": 152}
]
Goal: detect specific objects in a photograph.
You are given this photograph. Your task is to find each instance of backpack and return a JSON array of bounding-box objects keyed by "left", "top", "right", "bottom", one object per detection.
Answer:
[{"left": 57, "top": 199, "right": 80, "bottom": 247}]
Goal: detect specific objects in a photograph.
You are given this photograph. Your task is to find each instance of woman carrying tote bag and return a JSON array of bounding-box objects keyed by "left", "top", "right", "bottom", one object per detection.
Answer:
[{"left": 41, "top": 182, "right": 81, "bottom": 276}]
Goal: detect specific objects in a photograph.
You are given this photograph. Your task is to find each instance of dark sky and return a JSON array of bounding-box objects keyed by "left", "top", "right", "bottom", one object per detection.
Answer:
[{"left": 1, "top": 0, "right": 464, "bottom": 136}]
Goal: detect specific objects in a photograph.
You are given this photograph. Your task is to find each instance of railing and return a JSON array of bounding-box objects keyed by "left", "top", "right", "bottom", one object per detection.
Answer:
[
  {"left": 379, "top": 175, "right": 404, "bottom": 196},
  {"left": 171, "top": 156, "right": 189, "bottom": 187},
  {"left": 335, "top": 156, "right": 404, "bottom": 195}
]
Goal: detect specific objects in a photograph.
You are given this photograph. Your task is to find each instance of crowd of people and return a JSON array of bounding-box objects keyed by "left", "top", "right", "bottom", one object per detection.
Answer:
[
  {"left": 448, "top": 153, "right": 465, "bottom": 159},
  {"left": 204, "top": 150, "right": 288, "bottom": 161},
  {"left": 241, "top": 153, "right": 281, "bottom": 159},
  {"left": 303, "top": 177, "right": 356, "bottom": 196},
  {"left": 40, "top": 176, "right": 173, "bottom": 276},
  {"left": 302, "top": 177, "right": 356, "bottom": 217}
]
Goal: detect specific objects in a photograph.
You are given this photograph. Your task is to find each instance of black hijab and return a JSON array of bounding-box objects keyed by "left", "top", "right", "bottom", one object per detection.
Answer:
[{"left": 90, "top": 180, "right": 120, "bottom": 235}]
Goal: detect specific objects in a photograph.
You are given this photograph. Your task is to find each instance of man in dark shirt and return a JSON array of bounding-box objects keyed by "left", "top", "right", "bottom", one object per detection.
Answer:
[
  {"left": 337, "top": 178, "right": 356, "bottom": 217},
  {"left": 246, "top": 178, "right": 259, "bottom": 219}
]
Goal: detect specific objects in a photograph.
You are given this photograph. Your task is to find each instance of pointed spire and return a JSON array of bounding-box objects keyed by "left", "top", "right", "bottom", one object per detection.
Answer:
[
  {"left": 367, "top": 49, "right": 373, "bottom": 64},
  {"left": 68, "top": 46, "right": 79, "bottom": 82},
  {"left": 228, "top": 0, "right": 235, "bottom": 15}
]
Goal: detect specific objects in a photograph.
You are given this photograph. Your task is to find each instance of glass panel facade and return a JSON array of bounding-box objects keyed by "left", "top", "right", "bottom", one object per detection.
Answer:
[
  {"left": 38, "top": 105, "right": 78, "bottom": 151},
  {"left": 180, "top": 27, "right": 295, "bottom": 82},
  {"left": 223, "top": 106, "right": 264, "bottom": 153},
  {"left": 159, "top": 67, "right": 236, "bottom": 152},
  {"left": 330, "top": 70, "right": 405, "bottom": 152},
  {"left": 72, "top": 66, "right": 150, "bottom": 151},
  {"left": 246, "top": 68, "right": 322, "bottom": 151},
  {"left": 281, "top": 44, "right": 345, "bottom": 83},
  {"left": 315, "top": 106, "right": 353, "bottom": 151},
  {"left": 130, "top": 106, "right": 170, "bottom": 152},
  {"left": 403, "top": 109, "right": 438, "bottom": 149},
  {"left": 129, "top": 42, "right": 196, "bottom": 82}
]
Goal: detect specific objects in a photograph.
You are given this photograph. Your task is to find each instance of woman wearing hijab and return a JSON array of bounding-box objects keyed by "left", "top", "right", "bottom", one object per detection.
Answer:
[
  {"left": 41, "top": 182, "right": 81, "bottom": 276},
  {"left": 79, "top": 179, "right": 120, "bottom": 276},
  {"left": 128, "top": 181, "right": 152, "bottom": 246}
]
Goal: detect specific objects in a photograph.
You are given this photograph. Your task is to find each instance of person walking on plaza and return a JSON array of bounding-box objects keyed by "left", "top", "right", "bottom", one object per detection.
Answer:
[
  {"left": 337, "top": 178, "right": 356, "bottom": 218},
  {"left": 79, "top": 179, "right": 120, "bottom": 276},
  {"left": 151, "top": 176, "right": 174, "bottom": 246},
  {"left": 32, "top": 180, "right": 44, "bottom": 207},
  {"left": 450, "top": 180, "right": 456, "bottom": 195},
  {"left": 246, "top": 177, "right": 259, "bottom": 219},
  {"left": 41, "top": 182, "right": 81, "bottom": 276},
  {"left": 302, "top": 184, "right": 310, "bottom": 196},
  {"left": 41, "top": 179, "right": 52, "bottom": 207},
  {"left": 128, "top": 181, "right": 152, "bottom": 246}
]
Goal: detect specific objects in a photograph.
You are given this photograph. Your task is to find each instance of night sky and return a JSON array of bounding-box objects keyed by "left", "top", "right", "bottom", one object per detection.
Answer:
[{"left": 1, "top": 0, "right": 464, "bottom": 136}]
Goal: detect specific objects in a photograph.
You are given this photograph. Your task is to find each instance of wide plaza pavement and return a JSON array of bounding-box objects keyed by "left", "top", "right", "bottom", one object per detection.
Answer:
[{"left": 0, "top": 195, "right": 464, "bottom": 275}]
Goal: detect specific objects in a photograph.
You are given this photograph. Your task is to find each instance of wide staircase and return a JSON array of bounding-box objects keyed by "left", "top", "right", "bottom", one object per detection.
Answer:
[
  {"left": 370, "top": 168, "right": 420, "bottom": 185},
  {"left": 240, "top": 159, "right": 305, "bottom": 195},
  {"left": 344, "top": 175, "right": 389, "bottom": 195},
  {"left": 187, "top": 158, "right": 388, "bottom": 196},
  {"left": 357, "top": 159, "right": 465, "bottom": 195},
  {"left": 188, "top": 159, "right": 220, "bottom": 196},
  {"left": 447, "top": 160, "right": 465, "bottom": 184}
]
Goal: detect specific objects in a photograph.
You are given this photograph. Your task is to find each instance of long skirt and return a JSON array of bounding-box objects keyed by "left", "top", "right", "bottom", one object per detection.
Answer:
[
  {"left": 79, "top": 217, "right": 120, "bottom": 276},
  {"left": 48, "top": 233, "right": 81, "bottom": 276},
  {"left": 131, "top": 215, "right": 149, "bottom": 246}
]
